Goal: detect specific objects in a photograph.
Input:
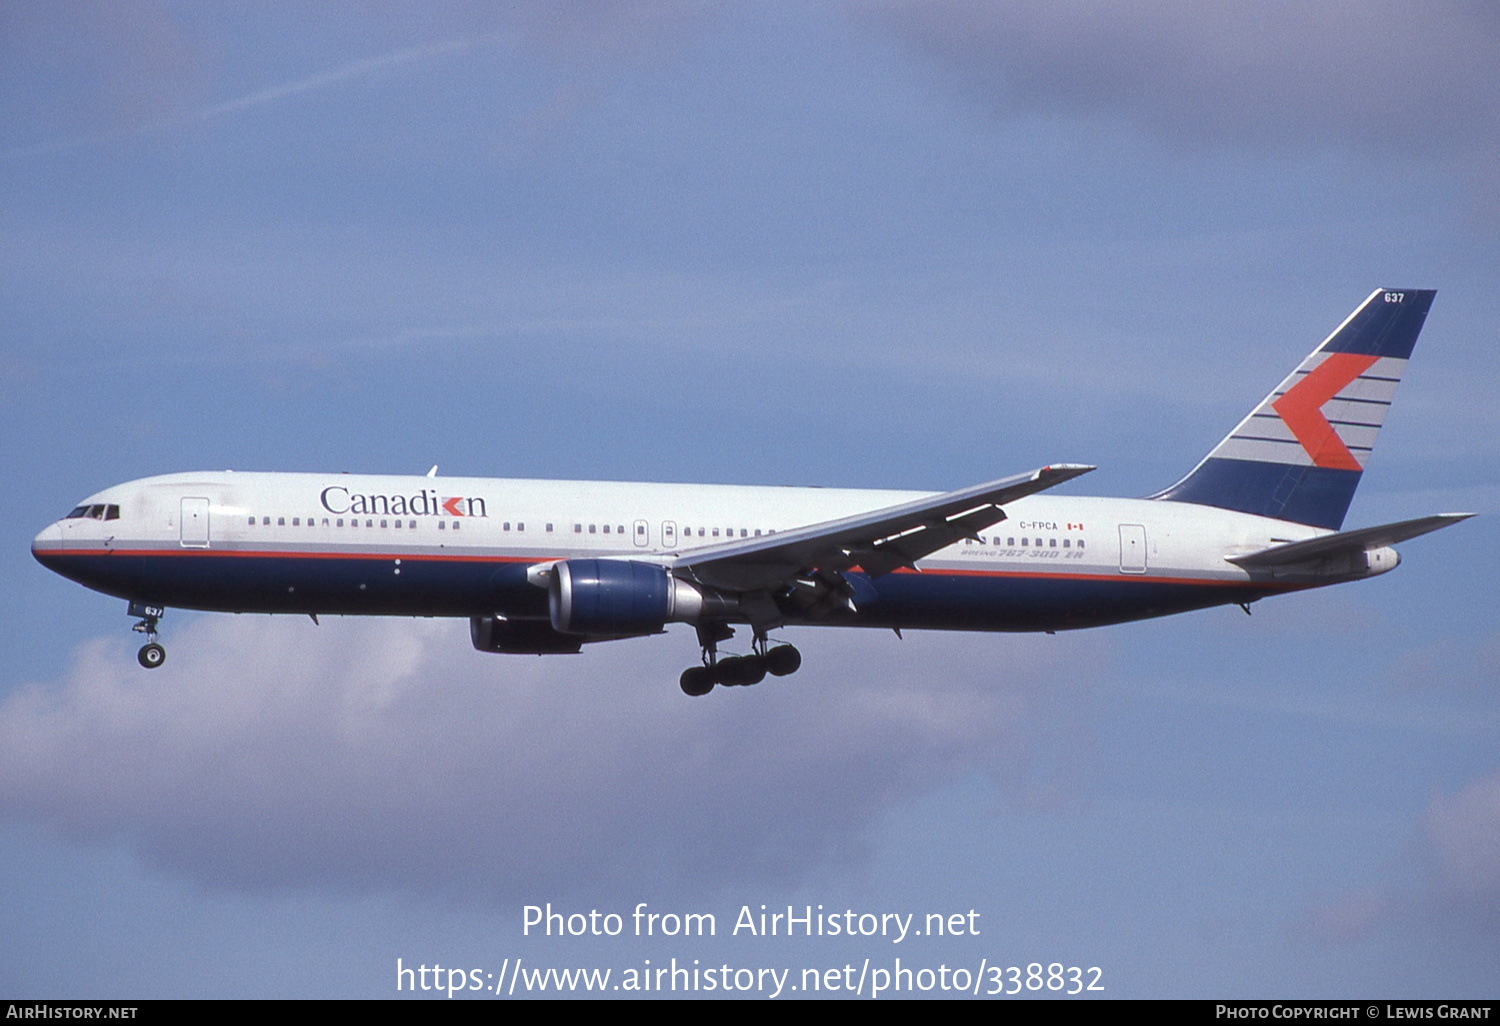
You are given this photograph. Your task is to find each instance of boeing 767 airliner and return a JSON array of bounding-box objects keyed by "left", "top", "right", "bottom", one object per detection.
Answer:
[{"left": 32, "top": 289, "right": 1471, "bottom": 695}]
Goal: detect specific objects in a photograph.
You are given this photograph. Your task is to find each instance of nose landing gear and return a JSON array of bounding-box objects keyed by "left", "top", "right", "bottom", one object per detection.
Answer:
[
  {"left": 129, "top": 601, "right": 166, "bottom": 669},
  {"left": 678, "top": 623, "right": 801, "bottom": 696}
]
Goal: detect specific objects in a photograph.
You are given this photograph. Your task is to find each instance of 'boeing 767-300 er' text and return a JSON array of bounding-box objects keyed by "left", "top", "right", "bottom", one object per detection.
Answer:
[{"left": 33, "top": 288, "right": 1472, "bottom": 695}]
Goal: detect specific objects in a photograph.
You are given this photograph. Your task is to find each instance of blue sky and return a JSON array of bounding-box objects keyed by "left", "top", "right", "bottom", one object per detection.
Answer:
[{"left": 2, "top": 1, "right": 1498, "bottom": 998}]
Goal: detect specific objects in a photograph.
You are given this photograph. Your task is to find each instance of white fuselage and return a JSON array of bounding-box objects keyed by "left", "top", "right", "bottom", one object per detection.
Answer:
[{"left": 33, "top": 470, "right": 1356, "bottom": 635}]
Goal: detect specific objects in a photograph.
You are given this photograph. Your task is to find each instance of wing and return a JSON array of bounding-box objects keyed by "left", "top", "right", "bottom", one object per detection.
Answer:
[
  {"left": 673, "top": 464, "right": 1095, "bottom": 593},
  {"left": 1226, "top": 512, "right": 1474, "bottom": 569}
]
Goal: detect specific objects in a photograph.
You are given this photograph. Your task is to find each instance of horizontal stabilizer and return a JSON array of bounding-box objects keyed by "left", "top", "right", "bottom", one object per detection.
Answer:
[{"left": 1226, "top": 513, "right": 1474, "bottom": 569}]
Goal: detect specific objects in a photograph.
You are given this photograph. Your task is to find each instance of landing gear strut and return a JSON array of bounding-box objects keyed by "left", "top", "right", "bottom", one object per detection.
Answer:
[
  {"left": 129, "top": 601, "right": 166, "bottom": 669},
  {"left": 678, "top": 623, "right": 801, "bottom": 696}
]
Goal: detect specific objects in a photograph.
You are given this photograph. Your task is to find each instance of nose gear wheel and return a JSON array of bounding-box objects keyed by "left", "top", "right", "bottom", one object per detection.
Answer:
[{"left": 129, "top": 602, "right": 166, "bottom": 670}]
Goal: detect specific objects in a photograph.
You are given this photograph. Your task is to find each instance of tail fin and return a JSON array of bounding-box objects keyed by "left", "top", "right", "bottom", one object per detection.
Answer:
[{"left": 1151, "top": 288, "right": 1436, "bottom": 530}]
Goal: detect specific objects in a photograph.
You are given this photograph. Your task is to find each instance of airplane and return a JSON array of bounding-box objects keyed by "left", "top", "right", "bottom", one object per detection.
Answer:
[{"left": 32, "top": 288, "right": 1472, "bottom": 696}]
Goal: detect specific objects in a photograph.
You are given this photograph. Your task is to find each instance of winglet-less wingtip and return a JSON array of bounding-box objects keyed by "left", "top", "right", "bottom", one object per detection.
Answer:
[{"left": 1038, "top": 464, "right": 1095, "bottom": 482}]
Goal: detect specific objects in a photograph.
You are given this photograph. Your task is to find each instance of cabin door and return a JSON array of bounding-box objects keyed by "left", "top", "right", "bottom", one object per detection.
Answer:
[
  {"left": 180, "top": 497, "right": 210, "bottom": 548},
  {"left": 1118, "top": 523, "right": 1146, "bottom": 573}
]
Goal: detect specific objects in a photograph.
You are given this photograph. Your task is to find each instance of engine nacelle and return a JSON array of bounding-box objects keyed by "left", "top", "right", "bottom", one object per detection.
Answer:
[
  {"left": 470, "top": 616, "right": 583, "bottom": 654},
  {"left": 549, "top": 559, "right": 671, "bottom": 635},
  {"left": 1363, "top": 545, "right": 1400, "bottom": 576},
  {"left": 548, "top": 559, "right": 735, "bottom": 635}
]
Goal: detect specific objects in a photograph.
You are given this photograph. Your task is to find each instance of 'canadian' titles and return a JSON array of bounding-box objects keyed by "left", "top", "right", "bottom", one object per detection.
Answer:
[{"left": 320, "top": 486, "right": 487, "bottom": 518}]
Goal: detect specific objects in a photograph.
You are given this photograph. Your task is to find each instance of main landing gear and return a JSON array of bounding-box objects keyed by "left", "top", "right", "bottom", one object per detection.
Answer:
[
  {"left": 129, "top": 601, "right": 166, "bottom": 669},
  {"left": 679, "top": 623, "right": 802, "bottom": 696}
]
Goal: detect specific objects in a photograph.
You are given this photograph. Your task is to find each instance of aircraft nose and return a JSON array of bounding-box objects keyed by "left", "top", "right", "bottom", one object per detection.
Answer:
[{"left": 32, "top": 523, "right": 63, "bottom": 567}]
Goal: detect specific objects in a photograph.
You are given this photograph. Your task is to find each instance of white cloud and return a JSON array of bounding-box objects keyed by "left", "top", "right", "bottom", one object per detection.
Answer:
[
  {"left": 0, "top": 616, "right": 1080, "bottom": 904},
  {"left": 873, "top": 0, "right": 1500, "bottom": 159},
  {"left": 1426, "top": 769, "right": 1500, "bottom": 909}
]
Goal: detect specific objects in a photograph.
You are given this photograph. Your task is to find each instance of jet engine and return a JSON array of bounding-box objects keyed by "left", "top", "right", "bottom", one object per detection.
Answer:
[
  {"left": 547, "top": 559, "right": 734, "bottom": 635},
  {"left": 469, "top": 616, "right": 584, "bottom": 654}
]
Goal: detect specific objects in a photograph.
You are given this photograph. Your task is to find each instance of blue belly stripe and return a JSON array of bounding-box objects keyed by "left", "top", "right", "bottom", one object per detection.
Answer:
[{"left": 35, "top": 550, "right": 1293, "bottom": 632}]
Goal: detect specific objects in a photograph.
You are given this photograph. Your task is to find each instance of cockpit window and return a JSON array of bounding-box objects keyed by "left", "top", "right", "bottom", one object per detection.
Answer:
[{"left": 64, "top": 504, "right": 120, "bottom": 521}]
